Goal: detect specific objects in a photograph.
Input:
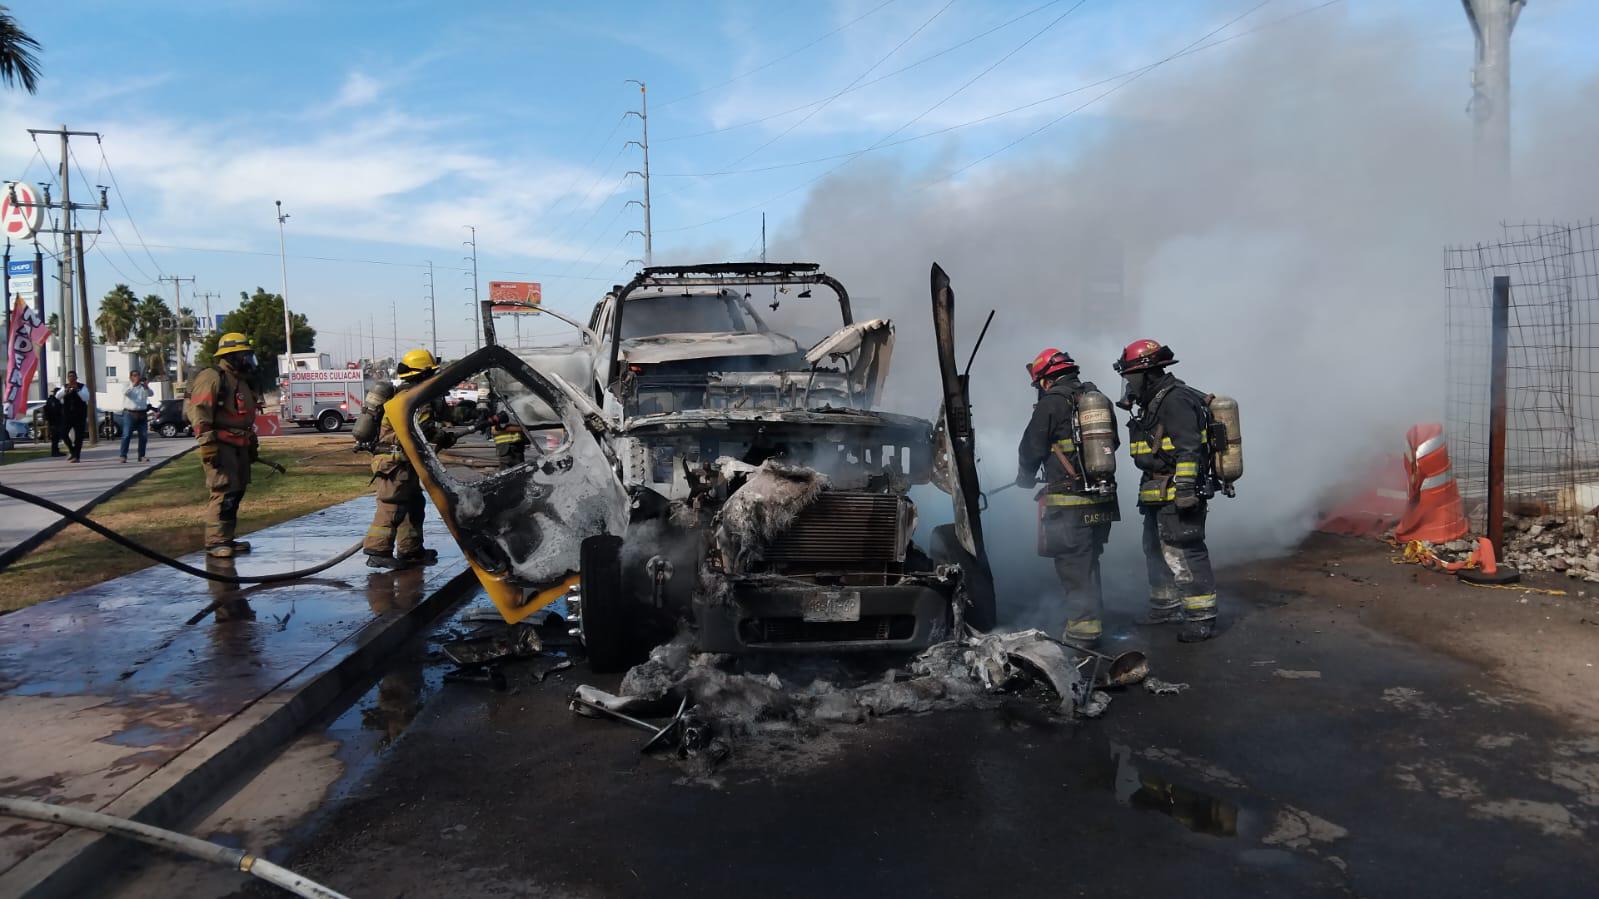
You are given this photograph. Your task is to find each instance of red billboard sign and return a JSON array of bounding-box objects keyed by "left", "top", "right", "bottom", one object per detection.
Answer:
[{"left": 489, "top": 281, "right": 541, "bottom": 313}]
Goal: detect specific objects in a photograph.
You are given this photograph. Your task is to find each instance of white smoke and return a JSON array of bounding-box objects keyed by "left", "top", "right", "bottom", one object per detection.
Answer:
[{"left": 762, "top": 8, "right": 1599, "bottom": 626}]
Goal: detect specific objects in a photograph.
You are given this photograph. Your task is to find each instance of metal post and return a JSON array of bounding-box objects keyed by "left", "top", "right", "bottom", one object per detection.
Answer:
[
  {"left": 276, "top": 201, "right": 293, "bottom": 359},
  {"left": 425, "top": 260, "right": 437, "bottom": 357},
  {"left": 74, "top": 232, "right": 97, "bottom": 445},
  {"left": 1488, "top": 274, "right": 1510, "bottom": 557},
  {"left": 625, "top": 80, "right": 653, "bottom": 266},
  {"left": 58, "top": 127, "right": 73, "bottom": 385},
  {"left": 1463, "top": 0, "right": 1525, "bottom": 211},
  {"left": 464, "top": 227, "right": 481, "bottom": 350}
]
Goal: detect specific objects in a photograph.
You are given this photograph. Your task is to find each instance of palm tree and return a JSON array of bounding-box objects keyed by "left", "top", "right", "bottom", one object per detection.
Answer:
[
  {"left": 0, "top": 5, "right": 41, "bottom": 94},
  {"left": 134, "top": 294, "right": 173, "bottom": 377},
  {"left": 96, "top": 284, "right": 138, "bottom": 344}
]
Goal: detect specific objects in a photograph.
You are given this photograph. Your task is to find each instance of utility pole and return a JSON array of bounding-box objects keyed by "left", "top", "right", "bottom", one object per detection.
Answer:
[
  {"left": 391, "top": 299, "right": 398, "bottom": 362},
  {"left": 463, "top": 227, "right": 481, "bottom": 350},
  {"left": 624, "top": 80, "right": 653, "bottom": 266},
  {"left": 424, "top": 261, "right": 438, "bottom": 357},
  {"left": 194, "top": 290, "right": 221, "bottom": 334},
  {"left": 1463, "top": 0, "right": 1526, "bottom": 211},
  {"left": 158, "top": 275, "right": 195, "bottom": 391},
  {"left": 27, "top": 126, "right": 107, "bottom": 439},
  {"left": 275, "top": 201, "right": 295, "bottom": 362}
]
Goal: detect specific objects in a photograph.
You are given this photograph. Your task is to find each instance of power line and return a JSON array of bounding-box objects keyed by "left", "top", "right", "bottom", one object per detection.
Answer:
[
  {"left": 131, "top": 242, "right": 619, "bottom": 281},
  {"left": 718, "top": 0, "right": 959, "bottom": 172},
  {"left": 656, "top": 0, "right": 902, "bottom": 107},
  {"left": 657, "top": 0, "right": 1070, "bottom": 145},
  {"left": 653, "top": 0, "right": 1331, "bottom": 235},
  {"left": 95, "top": 138, "right": 165, "bottom": 277}
]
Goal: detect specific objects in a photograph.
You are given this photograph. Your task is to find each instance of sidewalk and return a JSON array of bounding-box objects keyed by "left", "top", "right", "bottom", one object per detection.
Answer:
[
  {"left": 0, "top": 437, "right": 193, "bottom": 564},
  {"left": 0, "top": 495, "right": 472, "bottom": 895}
]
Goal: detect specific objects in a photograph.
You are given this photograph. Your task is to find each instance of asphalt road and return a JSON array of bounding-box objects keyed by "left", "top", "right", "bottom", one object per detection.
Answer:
[{"left": 111, "top": 537, "right": 1599, "bottom": 898}]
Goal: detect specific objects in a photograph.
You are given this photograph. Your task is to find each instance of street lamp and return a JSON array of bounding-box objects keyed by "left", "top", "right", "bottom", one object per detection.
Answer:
[{"left": 276, "top": 201, "right": 294, "bottom": 361}]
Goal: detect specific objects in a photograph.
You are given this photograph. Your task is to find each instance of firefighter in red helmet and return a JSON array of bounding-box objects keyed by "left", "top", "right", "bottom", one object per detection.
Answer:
[
  {"left": 1016, "top": 347, "right": 1119, "bottom": 649},
  {"left": 1115, "top": 339, "right": 1219, "bottom": 642}
]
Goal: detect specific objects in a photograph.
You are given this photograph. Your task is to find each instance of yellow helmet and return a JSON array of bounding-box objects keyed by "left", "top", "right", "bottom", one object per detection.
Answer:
[
  {"left": 396, "top": 348, "right": 438, "bottom": 381},
  {"left": 214, "top": 332, "right": 252, "bottom": 358}
]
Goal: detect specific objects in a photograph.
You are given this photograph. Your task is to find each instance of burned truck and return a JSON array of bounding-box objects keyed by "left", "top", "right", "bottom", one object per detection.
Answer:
[{"left": 391, "top": 263, "right": 994, "bottom": 670}]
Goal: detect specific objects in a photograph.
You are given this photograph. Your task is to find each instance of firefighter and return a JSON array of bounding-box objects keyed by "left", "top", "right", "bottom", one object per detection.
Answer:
[
  {"left": 185, "top": 333, "right": 260, "bottom": 558},
  {"left": 490, "top": 410, "right": 530, "bottom": 469},
  {"left": 1115, "top": 339, "right": 1218, "bottom": 642},
  {"left": 357, "top": 348, "right": 456, "bottom": 569},
  {"left": 1016, "top": 348, "right": 1119, "bottom": 649}
]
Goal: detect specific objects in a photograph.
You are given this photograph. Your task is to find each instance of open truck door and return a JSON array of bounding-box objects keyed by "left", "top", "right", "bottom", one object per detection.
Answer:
[
  {"left": 391, "top": 345, "right": 627, "bottom": 624},
  {"left": 929, "top": 263, "right": 998, "bottom": 631}
]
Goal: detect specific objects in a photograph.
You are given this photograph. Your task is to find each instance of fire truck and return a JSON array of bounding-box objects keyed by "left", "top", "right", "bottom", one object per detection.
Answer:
[{"left": 281, "top": 366, "right": 374, "bottom": 432}]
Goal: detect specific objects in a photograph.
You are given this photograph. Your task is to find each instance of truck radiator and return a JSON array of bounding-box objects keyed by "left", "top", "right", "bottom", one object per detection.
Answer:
[{"left": 762, "top": 492, "right": 908, "bottom": 564}]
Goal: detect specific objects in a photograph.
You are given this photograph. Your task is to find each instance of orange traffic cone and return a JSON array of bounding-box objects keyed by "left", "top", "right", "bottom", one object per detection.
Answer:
[
  {"left": 1395, "top": 424, "right": 1469, "bottom": 544},
  {"left": 1458, "top": 534, "right": 1521, "bottom": 584}
]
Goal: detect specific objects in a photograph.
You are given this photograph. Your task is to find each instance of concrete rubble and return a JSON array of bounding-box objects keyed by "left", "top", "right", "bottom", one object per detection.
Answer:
[{"left": 1417, "top": 513, "right": 1599, "bottom": 579}]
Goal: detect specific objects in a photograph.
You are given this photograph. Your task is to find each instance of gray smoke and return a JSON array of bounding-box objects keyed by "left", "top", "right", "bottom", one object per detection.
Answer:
[{"left": 762, "top": 9, "right": 1599, "bottom": 627}]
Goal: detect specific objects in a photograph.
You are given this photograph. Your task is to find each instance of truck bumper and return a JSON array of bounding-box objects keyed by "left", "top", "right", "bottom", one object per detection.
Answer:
[{"left": 694, "top": 578, "right": 956, "bottom": 654}]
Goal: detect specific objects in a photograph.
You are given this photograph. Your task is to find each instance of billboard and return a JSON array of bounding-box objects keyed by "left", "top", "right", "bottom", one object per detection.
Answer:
[{"left": 489, "top": 281, "right": 541, "bottom": 313}]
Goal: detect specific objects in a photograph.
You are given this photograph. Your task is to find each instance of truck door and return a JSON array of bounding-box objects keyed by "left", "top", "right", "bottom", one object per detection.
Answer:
[
  {"left": 929, "top": 263, "right": 997, "bottom": 630},
  {"left": 390, "top": 345, "right": 627, "bottom": 623}
]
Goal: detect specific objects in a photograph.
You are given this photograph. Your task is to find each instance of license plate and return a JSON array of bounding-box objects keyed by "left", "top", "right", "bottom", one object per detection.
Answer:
[{"left": 801, "top": 590, "right": 862, "bottom": 622}]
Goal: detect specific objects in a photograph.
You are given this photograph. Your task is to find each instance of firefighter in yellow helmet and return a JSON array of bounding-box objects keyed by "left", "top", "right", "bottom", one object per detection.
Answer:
[
  {"left": 356, "top": 348, "right": 456, "bottom": 569},
  {"left": 185, "top": 333, "right": 260, "bottom": 558}
]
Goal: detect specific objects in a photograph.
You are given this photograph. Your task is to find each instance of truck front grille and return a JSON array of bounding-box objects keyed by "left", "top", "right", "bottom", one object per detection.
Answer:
[
  {"left": 762, "top": 492, "right": 907, "bottom": 564},
  {"left": 740, "top": 615, "right": 916, "bottom": 644}
]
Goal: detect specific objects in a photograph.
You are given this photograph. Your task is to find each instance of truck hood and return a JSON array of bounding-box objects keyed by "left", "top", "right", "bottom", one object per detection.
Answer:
[{"left": 619, "top": 331, "right": 802, "bottom": 365}]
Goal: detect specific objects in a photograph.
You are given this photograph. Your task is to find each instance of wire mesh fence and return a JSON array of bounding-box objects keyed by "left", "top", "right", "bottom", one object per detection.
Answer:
[{"left": 1445, "top": 220, "right": 1599, "bottom": 527}]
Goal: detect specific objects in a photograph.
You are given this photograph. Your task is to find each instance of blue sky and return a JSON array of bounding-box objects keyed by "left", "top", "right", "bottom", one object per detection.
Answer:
[{"left": 3, "top": 0, "right": 1596, "bottom": 362}]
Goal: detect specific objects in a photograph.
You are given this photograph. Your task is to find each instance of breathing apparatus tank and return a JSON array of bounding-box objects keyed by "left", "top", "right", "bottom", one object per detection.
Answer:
[
  {"left": 1207, "top": 394, "right": 1243, "bottom": 484},
  {"left": 352, "top": 380, "right": 396, "bottom": 445},
  {"left": 1075, "top": 389, "right": 1118, "bottom": 483}
]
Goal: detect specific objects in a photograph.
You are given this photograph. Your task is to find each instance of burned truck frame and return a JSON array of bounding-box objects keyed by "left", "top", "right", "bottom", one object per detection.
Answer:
[{"left": 391, "top": 263, "right": 994, "bottom": 670}]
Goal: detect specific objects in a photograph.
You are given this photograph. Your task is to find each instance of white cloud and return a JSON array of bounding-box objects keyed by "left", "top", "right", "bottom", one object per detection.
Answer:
[{"left": 328, "top": 70, "right": 384, "bottom": 110}]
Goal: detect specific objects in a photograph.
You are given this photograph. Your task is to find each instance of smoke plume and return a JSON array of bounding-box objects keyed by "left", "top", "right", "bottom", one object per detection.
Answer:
[{"left": 767, "top": 7, "right": 1599, "bottom": 626}]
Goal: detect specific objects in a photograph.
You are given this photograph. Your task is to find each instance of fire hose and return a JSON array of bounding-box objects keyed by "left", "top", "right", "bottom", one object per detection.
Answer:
[
  {"left": 0, "top": 796, "right": 349, "bottom": 898},
  {"left": 0, "top": 482, "right": 363, "bottom": 585}
]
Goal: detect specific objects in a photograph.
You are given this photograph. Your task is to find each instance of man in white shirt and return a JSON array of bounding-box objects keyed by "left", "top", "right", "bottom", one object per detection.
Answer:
[{"left": 119, "top": 369, "right": 154, "bottom": 463}]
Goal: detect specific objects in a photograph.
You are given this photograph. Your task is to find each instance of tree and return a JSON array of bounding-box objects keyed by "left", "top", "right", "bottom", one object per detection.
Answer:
[
  {"left": 194, "top": 288, "right": 314, "bottom": 380},
  {"left": 96, "top": 284, "right": 137, "bottom": 344},
  {"left": 0, "top": 5, "right": 40, "bottom": 93},
  {"left": 134, "top": 294, "right": 173, "bottom": 378}
]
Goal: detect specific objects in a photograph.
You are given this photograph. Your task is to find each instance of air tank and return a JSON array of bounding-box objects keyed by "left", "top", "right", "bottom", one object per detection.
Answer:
[
  {"left": 352, "top": 381, "right": 396, "bottom": 444},
  {"left": 1076, "top": 389, "right": 1118, "bottom": 480},
  {"left": 1209, "top": 395, "right": 1243, "bottom": 483}
]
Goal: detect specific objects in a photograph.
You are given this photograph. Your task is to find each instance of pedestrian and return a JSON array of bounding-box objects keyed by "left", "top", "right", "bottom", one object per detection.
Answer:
[
  {"left": 57, "top": 371, "right": 89, "bottom": 462},
  {"left": 43, "top": 391, "right": 63, "bottom": 456},
  {"left": 119, "top": 369, "right": 154, "bottom": 463},
  {"left": 1115, "top": 339, "right": 1219, "bottom": 643},
  {"left": 1015, "top": 348, "right": 1120, "bottom": 649},
  {"left": 354, "top": 348, "right": 455, "bottom": 569},
  {"left": 184, "top": 333, "right": 260, "bottom": 558}
]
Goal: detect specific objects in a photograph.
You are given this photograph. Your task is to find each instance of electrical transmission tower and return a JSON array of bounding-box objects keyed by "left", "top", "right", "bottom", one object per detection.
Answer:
[
  {"left": 464, "top": 227, "right": 481, "bottom": 350},
  {"left": 624, "top": 80, "right": 653, "bottom": 267}
]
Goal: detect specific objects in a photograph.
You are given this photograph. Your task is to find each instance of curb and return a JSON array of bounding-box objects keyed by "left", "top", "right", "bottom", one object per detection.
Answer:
[
  {"left": 0, "top": 562, "right": 479, "bottom": 899},
  {"left": 0, "top": 445, "right": 196, "bottom": 570}
]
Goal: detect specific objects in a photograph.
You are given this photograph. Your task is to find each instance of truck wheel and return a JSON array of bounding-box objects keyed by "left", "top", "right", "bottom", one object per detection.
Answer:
[
  {"left": 316, "top": 410, "right": 343, "bottom": 433},
  {"left": 930, "top": 524, "right": 998, "bottom": 633},
  {"left": 580, "top": 534, "right": 640, "bottom": 673}
]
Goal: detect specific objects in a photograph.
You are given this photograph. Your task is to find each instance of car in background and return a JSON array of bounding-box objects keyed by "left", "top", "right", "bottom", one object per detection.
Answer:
[{"left": 153, "top": 399, "right": 192, "bottom": 438}]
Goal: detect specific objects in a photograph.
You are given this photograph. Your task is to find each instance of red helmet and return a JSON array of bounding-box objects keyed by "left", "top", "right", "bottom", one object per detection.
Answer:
[
  {"left": 1113, "top": 339, "right": 1176, "bottom": 375},
  {"left": 1027, "top": 347, "right": 1078, "bottom": 387}
]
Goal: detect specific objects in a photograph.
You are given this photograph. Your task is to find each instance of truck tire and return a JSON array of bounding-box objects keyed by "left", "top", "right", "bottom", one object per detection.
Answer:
[
  {"left": 930, "top": 523, "right": 998, "bottom": 632},
  {"left": 316, "top": 410, "right": 343, "bottom": 433},
  {"left": 579, "top": 534, "right": 639, "bottom": 673},
  {"left": 158, "top": 422, "right": 179, "bottom": 438}
]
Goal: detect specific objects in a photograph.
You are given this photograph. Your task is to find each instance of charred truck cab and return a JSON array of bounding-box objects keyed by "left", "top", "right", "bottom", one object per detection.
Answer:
[{"left": 392, "top": 263, "right": 994, "bottom": 670}]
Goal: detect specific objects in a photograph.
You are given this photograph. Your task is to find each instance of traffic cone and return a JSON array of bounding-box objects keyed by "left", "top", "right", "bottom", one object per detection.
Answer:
[{"left": 1394, "top": 424, "right": 1469, "bottom": 544}]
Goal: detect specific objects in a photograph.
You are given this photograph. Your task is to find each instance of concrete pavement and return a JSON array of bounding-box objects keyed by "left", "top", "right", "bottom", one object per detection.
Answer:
[
  {"left": 0, "top": 436, "right": 193, "bottom": 565},
  {"left": 0, "top": 495, "right": 474, "bottom": 897}
]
